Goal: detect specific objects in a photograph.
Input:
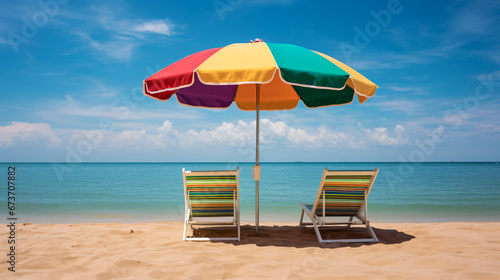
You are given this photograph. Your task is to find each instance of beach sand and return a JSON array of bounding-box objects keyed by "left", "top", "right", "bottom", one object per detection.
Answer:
[{"left": 2, "top": 222, "right": 500, "bottom": 279}]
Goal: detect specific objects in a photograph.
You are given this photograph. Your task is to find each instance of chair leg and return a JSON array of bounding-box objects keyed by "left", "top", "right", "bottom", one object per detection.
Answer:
[
  {"left": 183, "top": 208, "right": 190, "bottom": 241},
  {"left": 237, "top": 207, "right": 241, "bottom": 241},
  {"left": 183, "top": 219, "right": 188, "bottom": 241},
  {"left": 365, "top": 222, "right": 378, "bottom": 242},
  {"left": 347, "top": 216, "right": 353, "bottom": 228},
  {"left": 311, "top": 215, "right": 323, "bottom": 243},
  {"left": 299, "top": 209, "right": 305, "bottom": 228}
]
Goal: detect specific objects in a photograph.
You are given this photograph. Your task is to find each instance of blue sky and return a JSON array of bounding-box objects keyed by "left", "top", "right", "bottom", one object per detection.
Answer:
[{"left": 1, "top": 0, "right": 499, "bottom": 162}]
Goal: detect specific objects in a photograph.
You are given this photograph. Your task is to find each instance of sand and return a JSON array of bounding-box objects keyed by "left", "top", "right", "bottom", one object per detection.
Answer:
[{"left": 2, "top": 222, "right": 500, "bottom": 279}]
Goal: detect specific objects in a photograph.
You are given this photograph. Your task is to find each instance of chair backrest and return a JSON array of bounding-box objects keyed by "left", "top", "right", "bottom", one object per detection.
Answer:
[
  {"left": 183, "top": 168, "right": 239, "bottom": 217},
  {"left": 311, "top": 168, "right": 378, "bottom": 217}
]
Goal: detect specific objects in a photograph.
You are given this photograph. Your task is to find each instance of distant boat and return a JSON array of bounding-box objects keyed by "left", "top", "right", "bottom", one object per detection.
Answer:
[{"left": 451, "top": 159, "right": 454, "bottom": 163}]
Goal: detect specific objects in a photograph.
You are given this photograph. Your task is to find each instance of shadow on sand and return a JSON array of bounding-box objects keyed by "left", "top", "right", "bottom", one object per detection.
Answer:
[{"left": 191, "top": 224, "right": 415, "bottom": 248}]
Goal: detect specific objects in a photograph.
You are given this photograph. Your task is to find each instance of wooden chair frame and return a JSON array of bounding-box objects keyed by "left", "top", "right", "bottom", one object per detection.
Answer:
[
  {"left": 182, "top": 168, "right": 240, "bottom": 241},
  {"left": 299, "top": 168, "right": 379, "bottom": 243}
]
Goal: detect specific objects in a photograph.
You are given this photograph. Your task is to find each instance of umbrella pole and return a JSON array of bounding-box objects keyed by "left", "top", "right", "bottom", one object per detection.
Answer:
[{"left": 255, "top": 84, "right": 261, "bottom": 236}]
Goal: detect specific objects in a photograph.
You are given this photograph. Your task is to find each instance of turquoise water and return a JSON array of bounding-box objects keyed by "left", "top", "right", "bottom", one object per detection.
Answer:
[{"left": 1, "top": 162, "right": 500, "bottom": 223}]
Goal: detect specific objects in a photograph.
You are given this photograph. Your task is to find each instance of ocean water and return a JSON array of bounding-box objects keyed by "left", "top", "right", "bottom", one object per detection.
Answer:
[{"left": 2, "top": 162, "right": 500, "bottom": 223}]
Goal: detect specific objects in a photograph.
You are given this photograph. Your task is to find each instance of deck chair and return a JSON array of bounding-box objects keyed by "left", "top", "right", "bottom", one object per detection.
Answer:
[
  {"left": 182, "top": 168, "right": 240, "bottom": 241},
  {"left": 299, "top": 168, "right": 379, "bottom": 243}
]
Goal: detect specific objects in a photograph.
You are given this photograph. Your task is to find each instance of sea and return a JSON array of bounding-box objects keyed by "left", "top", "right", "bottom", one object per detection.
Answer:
[{"left": 2, "top": 162, "right": 500, "bottom": 224}]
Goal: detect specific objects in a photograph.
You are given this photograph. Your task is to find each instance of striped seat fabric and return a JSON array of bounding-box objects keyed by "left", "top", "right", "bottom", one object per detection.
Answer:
[
  {"left": 316, "top": 174, "right": 373, "bottom": 216},
  {"left": 299, "top": 168, "right": 379, "bottom": 243},
  {"left": 186, "top": 175, "right": 237, "bottom": 217}
]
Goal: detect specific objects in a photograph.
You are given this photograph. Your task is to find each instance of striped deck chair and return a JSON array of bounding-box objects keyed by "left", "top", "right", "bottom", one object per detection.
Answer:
[
  {"left": 182, "top": 168, "right": 240, "bottom": 241},
  {"left": 299, "top": 168, "right": 379, "bottom": 243}
]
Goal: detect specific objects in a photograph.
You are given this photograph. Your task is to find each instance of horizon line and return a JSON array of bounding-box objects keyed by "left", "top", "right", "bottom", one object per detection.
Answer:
[{"left": 1, "top": 161, "right": 499, "bottom": 164}]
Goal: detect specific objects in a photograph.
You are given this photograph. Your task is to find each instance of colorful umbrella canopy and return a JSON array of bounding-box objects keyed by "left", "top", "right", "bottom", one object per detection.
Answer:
[{"left": 143, "top": 39, "right": 378, "bottom": 235}]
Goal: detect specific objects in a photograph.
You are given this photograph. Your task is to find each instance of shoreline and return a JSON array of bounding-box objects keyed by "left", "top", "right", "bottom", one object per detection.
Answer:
[
  {"left": 2, "top": 222, "right": 500, "bottom": 279},
  {"left": 16, "top": 212, "right": 500, "bottom": 224}
]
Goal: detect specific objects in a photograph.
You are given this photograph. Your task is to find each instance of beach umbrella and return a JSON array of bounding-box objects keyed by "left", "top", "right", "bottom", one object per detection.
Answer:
[{"left": 143, "top": 39, "right": 377, "bottom": 235}]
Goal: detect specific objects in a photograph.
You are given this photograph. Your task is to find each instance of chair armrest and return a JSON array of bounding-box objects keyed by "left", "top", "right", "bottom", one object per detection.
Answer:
[{"left": 298, "top": 201, "right": 312, "bottom": 216}]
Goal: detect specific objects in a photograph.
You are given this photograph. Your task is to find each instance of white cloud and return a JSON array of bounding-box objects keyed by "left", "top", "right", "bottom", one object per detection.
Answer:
[
  {"left": 449, "top": 0, "right": 500, "bottom": 36},
  {"left": 386, "top": 86, "right": 418, "bottom": 92},
  {"left": 39, "top": 93, "right": 202, "bottom": 121},
  {"left": 0, "top": 122, "right": 61, "bottom": 148},
  {"left": 345, "top": 42, "right": 466, "bottom": 70},
  {"left": 477, "top": 70, "right": 500, "bottom": 82},
  {"left": 134, "top": 20, "right": 173, "bottom": 36},
  {"left": 175, "top": 120, "right": 255, "bottom": 148},
  {"left": 364, "top": 124, "right": 408, "bottom": 146},
  {"left": 384, "top": 85, "right": 428, "bottom": 95},
  {"left": 71, "top": 6, "right": 176, "bottom": 60},
  {"left": 346, "top": 52, "right": 430, "bottom": 70},
  {"left": 76, "top": 32, "right": 137, "bottom": 60},
  {"left": 330, "top": 0, "right": 500, "bottom": 71},
  {"left": 102, "top": 119, "right": 371, "bottom": 150},
  {"left": 0, "top": 119, "right": 413, "bottom": 154},
  {"left": 370, "top": 99, "right": 423, "bottom": 115}
]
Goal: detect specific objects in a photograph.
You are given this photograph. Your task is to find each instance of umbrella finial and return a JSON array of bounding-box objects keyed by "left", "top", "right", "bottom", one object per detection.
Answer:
[{"left": 250, "top": 38, "right": 264, "bottom": 43}]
